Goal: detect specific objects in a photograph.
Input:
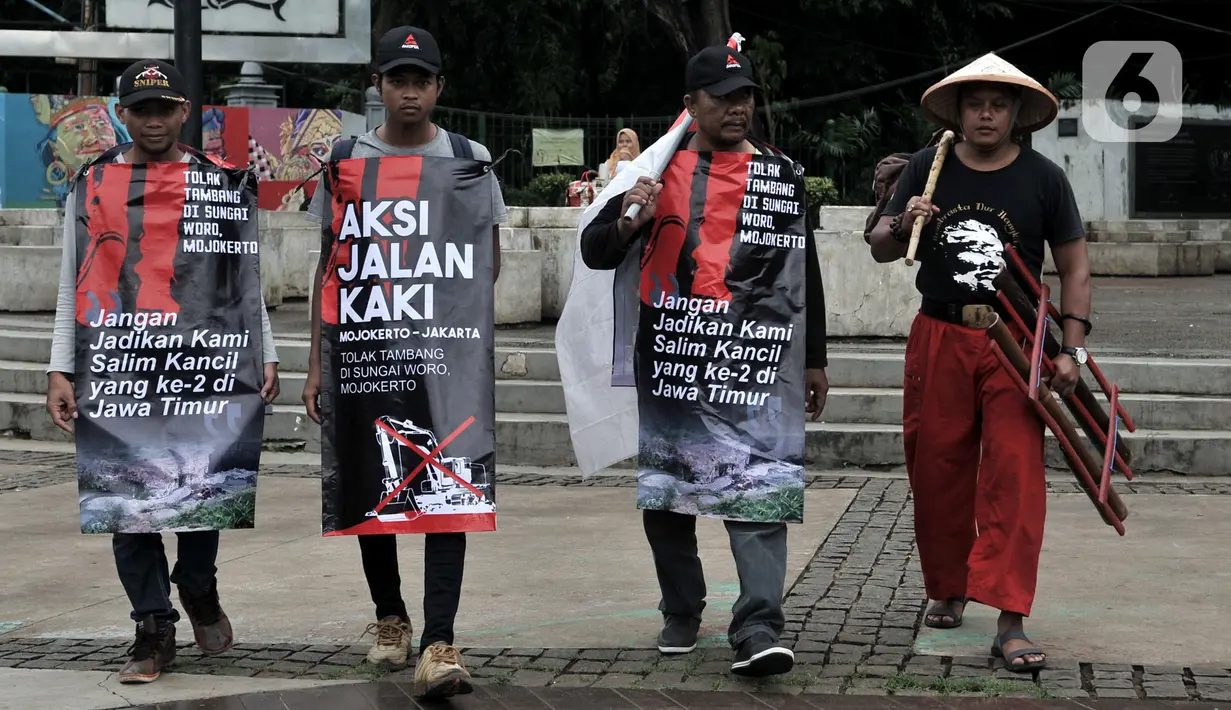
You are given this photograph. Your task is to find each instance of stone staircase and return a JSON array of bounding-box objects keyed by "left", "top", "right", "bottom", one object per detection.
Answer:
[
  {"left": 1070, "top": 219, "right": 1231, "bottom": 276},
  {"left": 0, "top": 313, "right": 1229, "bottom": 475},
  {"left": 3, "top": 205, "right": 1231, "bottom": 475}
]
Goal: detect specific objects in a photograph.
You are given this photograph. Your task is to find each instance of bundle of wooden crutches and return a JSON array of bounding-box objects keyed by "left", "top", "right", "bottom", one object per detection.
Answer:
[{"left": 979, "top": 250, "right": 1134, "bottom": 535}]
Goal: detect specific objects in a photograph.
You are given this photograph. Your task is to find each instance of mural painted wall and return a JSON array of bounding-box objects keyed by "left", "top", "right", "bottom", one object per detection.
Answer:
[
  {"left": 0, "top": 94, "right": 346, "bottom": 210},
  {"left": 0, "top": 94, "right": 131, "bottom": 208}
]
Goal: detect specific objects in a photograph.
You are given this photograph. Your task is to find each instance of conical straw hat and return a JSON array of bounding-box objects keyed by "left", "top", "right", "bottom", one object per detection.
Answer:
[{"left": 921, "top": 53, "right": 1059, "bottom": 134}]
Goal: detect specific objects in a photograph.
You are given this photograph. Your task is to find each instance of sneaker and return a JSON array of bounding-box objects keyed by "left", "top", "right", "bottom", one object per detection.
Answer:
[
  {"left": 413, "top": 641, "right": 473, "bottom": 699},
  {"left": 177, "top": 580, "right": 233, "bottom": 656},
  {"left": 730, "top": 631, "right": 794, "bottom": 677},
  {"left": 362, "top": 616, "right": 411, "bottom": 668},
  {"left": 118, "top": 616, "right": 177, "bottom": 684},
  {"left": 657, "top": 614, "right": 700, "bottom": 654}
]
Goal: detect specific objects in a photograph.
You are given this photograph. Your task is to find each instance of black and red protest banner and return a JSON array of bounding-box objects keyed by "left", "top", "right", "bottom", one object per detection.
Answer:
[
  {"left": 635, "top": 150, "right": 808, "bottom": 523},
  {"left": 72, "top": 153, "right": 266, "bottom": 534},
  {"left": 318, "top": 154, "right": 496, "bottom": 536}
]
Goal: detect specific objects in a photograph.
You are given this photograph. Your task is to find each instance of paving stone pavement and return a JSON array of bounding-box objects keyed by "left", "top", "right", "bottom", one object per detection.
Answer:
[
  {"left": 3, "top": 458, "right": 1228, "bottom": 703},
  {"left": 3, "top": 449, "right": 1230, "bottom": 496}
]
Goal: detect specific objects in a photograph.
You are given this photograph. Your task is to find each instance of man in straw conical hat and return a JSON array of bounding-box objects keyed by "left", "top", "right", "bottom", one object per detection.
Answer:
[{"left": 866, "top": 53, "right": 1095, "bottom": 673}]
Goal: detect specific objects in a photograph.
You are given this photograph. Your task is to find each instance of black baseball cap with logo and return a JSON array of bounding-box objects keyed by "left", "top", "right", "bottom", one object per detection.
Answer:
[
  {"left": 375, "top": 26, "right": 443, "bottom": 75},
  {"left": 685, "top": 45, "right": 760, "bottom": 96},
  {"left": 118, "top": 59, "right": 187, "bottom": 108}
]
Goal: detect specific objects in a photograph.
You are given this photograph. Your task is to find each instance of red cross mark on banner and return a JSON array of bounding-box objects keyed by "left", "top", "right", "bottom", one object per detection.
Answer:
[{"left": 370, "top": 416, "right": 481, "bottom": 515}]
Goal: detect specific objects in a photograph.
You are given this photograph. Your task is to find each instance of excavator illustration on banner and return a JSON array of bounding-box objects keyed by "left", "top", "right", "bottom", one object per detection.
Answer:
[{"left": 365, "top": 415, "right": 492, "bottom": 522}]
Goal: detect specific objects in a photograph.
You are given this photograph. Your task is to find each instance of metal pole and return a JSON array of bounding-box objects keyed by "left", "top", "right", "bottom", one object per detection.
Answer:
[
  {"left": 174, "top": 0, "right": 203, "bottom": 149},
  {"left": 78, "top": 0, "right": 96, "bottom": 96}
]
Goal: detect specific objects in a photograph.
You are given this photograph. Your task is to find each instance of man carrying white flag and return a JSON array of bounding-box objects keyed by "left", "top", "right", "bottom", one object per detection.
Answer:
[{"left": 556, "top": 35, "right": 831, "bottom": 677}]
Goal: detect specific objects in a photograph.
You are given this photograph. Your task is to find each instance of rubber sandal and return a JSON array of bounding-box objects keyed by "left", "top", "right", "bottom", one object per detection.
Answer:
[
  {"left": 991, "top": 628, "right": 1047, "bottom": 672},
  {"left": 923, "top": 596, "right": 966, "bottom": 629}
]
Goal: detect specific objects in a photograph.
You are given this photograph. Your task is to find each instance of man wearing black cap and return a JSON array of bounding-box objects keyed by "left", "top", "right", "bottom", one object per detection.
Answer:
[
  {"left": 577, "top": 44, "right": 830, "bottom": 677},
  {"left": 44, "top": 58, "right": 280, "bottom": 684},
  {"left": 302, "top": 25, "right": 506, "bottom": 700}
]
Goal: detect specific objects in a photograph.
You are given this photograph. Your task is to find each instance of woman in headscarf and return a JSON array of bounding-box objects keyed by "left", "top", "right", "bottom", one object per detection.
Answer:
[{"left": 601, "top": 128, "right": 640, "bottom": 179}]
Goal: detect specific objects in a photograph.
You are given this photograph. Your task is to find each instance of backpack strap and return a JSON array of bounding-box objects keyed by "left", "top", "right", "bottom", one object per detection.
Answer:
[
  {"left": 446, "top": 130, "right": 474, "bottom": 160},
  {"left": 329, "top": 137, "right": 357, "bottom": 162}
]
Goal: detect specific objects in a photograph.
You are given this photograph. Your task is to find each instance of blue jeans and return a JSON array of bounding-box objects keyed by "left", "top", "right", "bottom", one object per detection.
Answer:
[{"left": 112, "top": 531, "right": 219, "bottom": 624}]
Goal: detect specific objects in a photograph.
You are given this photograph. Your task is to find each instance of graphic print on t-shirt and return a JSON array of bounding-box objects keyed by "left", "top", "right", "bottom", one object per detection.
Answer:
[
  {"left": 929, "top": 201, "right": 1020, "bottom": 295},
  {"left": 941, "top": 218, "right": 1004, "bottom": 292}
]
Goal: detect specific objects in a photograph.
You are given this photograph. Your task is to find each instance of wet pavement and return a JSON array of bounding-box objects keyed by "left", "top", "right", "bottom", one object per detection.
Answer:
[{"left": 128, "top": 682, "right": 1227, "bottom": 708}]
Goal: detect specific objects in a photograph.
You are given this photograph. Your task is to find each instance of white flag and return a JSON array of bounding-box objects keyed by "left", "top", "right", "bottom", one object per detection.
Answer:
[{"left": 556, "top": 33, "right": 746, "bottom": 476}]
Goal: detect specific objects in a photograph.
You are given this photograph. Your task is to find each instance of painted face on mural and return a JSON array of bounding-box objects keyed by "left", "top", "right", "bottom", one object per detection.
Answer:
[
  {"left": 375, "top": 66, "right": 442, "bottom": 127},
  {"left": 119, "top": 99, "right": 190, "bottom": 156},
  {"left": 55, "top": 106, "right": 117, "bottom": 173}
]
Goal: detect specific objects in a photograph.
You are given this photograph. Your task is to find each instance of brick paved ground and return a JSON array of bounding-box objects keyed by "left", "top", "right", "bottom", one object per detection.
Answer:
[{"left": 3, "top": 450, "right": 1229, "bottom": 703}]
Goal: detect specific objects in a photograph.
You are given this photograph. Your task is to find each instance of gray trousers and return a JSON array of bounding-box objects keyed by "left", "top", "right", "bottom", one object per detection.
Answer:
[
  {"left": 112, "top": 531, "right": 219, "bottom": 624},
  {"left": 642, "top": 509, "right": 787, "bottom": 648}
]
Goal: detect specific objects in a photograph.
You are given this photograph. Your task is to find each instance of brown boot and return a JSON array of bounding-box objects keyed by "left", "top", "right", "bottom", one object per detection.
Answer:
[
  {"left": 413, "top": 641, "right": 473, "bottom": 699},
  {"left": 118, "top": 616, "right": 176, "bottom": 684},
  {"left": 177, "top": 580, "right": 233, "bottom": 656}
]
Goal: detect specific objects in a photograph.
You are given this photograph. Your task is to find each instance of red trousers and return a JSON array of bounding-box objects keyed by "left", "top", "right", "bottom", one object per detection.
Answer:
[{"left": 903, "top": 311, "right": 1047, "bottom": 617}]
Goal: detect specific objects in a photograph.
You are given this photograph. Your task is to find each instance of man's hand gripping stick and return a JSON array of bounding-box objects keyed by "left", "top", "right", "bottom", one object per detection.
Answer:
[{"left": 905, "top": 130, "right": 955, "bottom": 266}]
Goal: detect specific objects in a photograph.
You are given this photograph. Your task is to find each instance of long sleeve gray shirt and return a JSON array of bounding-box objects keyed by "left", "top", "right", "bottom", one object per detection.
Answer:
[{"left": 47, "top": 151, "right": 278, "bottom": 374}]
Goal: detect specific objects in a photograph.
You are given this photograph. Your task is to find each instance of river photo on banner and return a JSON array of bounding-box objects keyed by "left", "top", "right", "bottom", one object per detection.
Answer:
[
  {"left": 318, "top": 153, "right": 497, "bottom": 536},
  {"left": 72, "top": 155, "right": 266, "bottom": 534},
  {"left": 633, "top": 150, "right": 808, "bottom": 524}
]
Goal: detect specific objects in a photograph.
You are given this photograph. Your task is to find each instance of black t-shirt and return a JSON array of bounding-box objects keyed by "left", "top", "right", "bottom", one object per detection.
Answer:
[{"left": 884, "top": 145, "right": 1084, "bottom": 303}]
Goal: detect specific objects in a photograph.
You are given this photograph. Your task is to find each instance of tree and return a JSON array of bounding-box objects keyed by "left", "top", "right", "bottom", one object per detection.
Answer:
[{"left": 642, "top": 0, "right": 731, "bottom": 57}]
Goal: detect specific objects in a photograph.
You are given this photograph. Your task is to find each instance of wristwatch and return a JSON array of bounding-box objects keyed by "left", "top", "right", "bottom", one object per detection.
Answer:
[{"left": 1060, "top": 346, "right": 1088, "bottom": 366}]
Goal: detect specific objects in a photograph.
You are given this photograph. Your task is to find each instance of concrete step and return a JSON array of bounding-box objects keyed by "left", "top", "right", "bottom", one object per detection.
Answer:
[
  {"left": 26, "top": 339, "right": 560, "bottom": 381},
  {"left": 10, "top": 353, "right": 1231, "bottom": 428},
  {"left": 499, "top": 227, "right": 533, "bottom": 251},
  {"left": 1044, "top": 242, "right": 1218, "bottom": 276},
  {"left": 1088, "top": 230, "right": 1194, "bottom": 244},
  {"left": 0, "top": 225, "right": 59, "bottom": 246},
  {"left": 0, "top": 209, "right": 61, "bottom": 227},
  {"left": 0, "top": 246, "right": 61, "bottom": 311},
  {"left": 1, "top": 395, "right": 1226, "bottom": 474},
  {"left": 0, "top": 359, "right": 568, "bottom": 411},
  {"left": 14, "top": 328, "right": 1231, "bottom": 397},
  {"left": 1087, "top": 219, "right": 1231, "bottom": 233}
]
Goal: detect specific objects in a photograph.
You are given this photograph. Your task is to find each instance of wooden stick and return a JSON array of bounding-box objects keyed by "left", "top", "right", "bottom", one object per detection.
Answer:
[{"left": 904, "top": 130, "right": 955, "bottom": 266}]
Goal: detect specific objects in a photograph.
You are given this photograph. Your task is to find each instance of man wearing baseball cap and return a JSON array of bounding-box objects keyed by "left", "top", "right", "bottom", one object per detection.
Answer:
[
  {"left": 303, "top": 25, "right": 507, "bottom": 701},
  {"left": 118, "top": 58, "right": 189, "bottom": 108},
  {"left": 45, "top": 57, "right": 280, "bottom": 684},
  {"left": 576, "top": 43, "right": 831, "bottom": 677}
]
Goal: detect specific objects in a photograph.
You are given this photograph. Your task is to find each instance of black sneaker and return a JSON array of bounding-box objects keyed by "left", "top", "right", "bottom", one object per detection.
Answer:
[
  {"left": 730, "top": 631, "right": 794, "bottom": 677},
  {"left": 656, "top": 614, "right": 700, "bottom": 654}
]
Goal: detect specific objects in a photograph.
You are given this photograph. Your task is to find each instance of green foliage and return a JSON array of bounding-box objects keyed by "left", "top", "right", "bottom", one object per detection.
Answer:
[
  {"left": 883, "top": 672, "right": 1054, "bottom": 699},
  {"left": 526, "top": 172, "right": 574, "bottom": 207},
  {"left": 503, "top": 188, "right": 543, "bottom": 207},
  {"left": 169, "top": 488, "right": 257, "bottom": 530},
  {"left": 708, "top": 484, "right": 804, "bottom": 522},
  {"left": 1048, "top": 70, "right": 1083, "bottom": 105},
  {"left": 805, "top": 176, "right": 840, "bottom": 210}
]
